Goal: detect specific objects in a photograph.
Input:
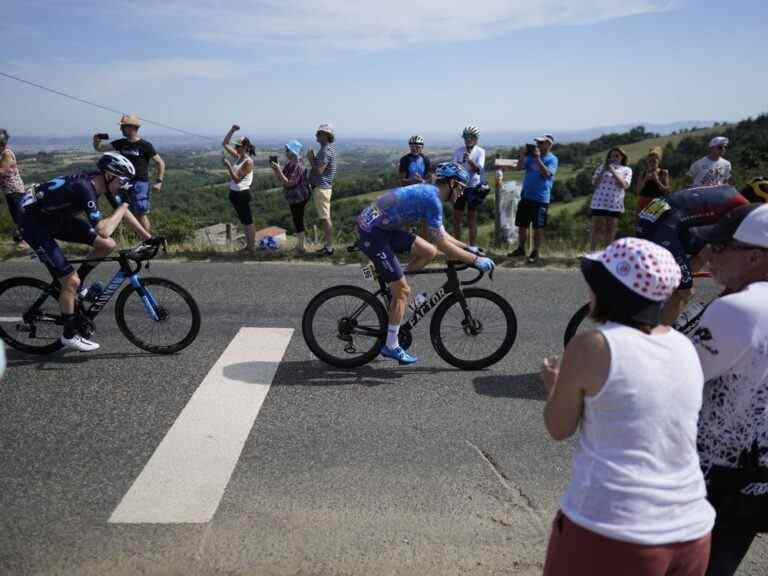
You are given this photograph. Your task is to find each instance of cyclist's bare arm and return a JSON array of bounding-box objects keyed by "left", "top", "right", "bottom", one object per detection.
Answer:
[
  {"left": 434, "top": 233, "right": 476, "bottom": 265},
  {"left": 121, "top": 209, "right": 152, "bottom": 240},
  {"left": 96, "top": 203, "right": 149, "bottom": 240}
]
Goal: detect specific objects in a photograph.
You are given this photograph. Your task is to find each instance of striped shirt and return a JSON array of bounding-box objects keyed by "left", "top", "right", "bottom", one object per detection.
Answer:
[{"left": 312, "top": 143, "right": 337, "bottom": 188}]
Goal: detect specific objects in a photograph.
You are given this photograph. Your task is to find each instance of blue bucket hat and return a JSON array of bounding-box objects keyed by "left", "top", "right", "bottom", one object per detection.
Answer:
[{"left": 285, "top": 140, "right": 303, "bottom": 157}]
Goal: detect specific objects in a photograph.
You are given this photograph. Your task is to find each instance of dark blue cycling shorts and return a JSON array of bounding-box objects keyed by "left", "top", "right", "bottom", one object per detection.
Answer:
[
  {"left": 19, "top": 210, "right": 98, "bottom": 278},
  {"left": 357, "top": 225, "right": 416, "bottom": 283}
]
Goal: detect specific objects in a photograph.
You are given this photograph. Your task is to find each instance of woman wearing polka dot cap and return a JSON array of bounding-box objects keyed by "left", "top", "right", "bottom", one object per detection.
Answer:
[{"left": 540, "top": 237, "right": 714, "bottom": 576}]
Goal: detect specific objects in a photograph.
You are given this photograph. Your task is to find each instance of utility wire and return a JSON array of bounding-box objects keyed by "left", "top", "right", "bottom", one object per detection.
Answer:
[{"left": 0, "top": 70, "right": 215, "bottom": 140}]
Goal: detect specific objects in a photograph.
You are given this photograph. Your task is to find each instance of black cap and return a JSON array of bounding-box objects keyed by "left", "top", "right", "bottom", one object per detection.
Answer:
[{"left": 689, "top": 204, "right": 762, "bottom": 246}]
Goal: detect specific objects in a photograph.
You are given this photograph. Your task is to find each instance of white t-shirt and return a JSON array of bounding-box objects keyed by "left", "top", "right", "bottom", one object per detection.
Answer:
[
  {"left": 561, "top": 322, "right": 714, "bottom": 545},
  {"left": 452, "top": 145, "right": 485, "bottom": 188},
  {"left": 590, "top": 164, "right": 633, "bottom": 213},
  {"left": 694, "top": 281, "right": 768, "bottom": 473},
  {"left": 687, "top": 156, "right": 732, "bottom": 187}
]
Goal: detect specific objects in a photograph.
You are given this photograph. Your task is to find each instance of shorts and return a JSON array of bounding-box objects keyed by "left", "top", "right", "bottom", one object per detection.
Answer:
[
  {"left": 515, "top": 197, "right": 549, "bottom": 229},
  {"left": 357, "top": 226, "right": 416, "bottom": 283},
  {"left": 129, "top": 180, "right": 151, "bottom": 215},
  {"left": 453, "top": 186, "right": 488, "bottom": 210},
  {"left": 636, "top": 203, "right": 702, "bottom": 291},
  {"left": 543, "top": 510, "right": 711, "bottom": 576},
  {"left": 591, "top": 208, "right": 622, "bottom": 218},
  {"left": 313, "top": 187, "right": 333, "bottom": 221},
  {"left": 19, "top": 210, "right": 98, "bottom": 278},
  {"left": 228, "top": 188, "right": 253, "bottom": 226}
]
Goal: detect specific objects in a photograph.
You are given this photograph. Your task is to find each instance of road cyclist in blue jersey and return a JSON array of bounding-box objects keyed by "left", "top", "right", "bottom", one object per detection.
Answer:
[
  {"left": 356, "top": 161, "right": 495, "bottom": 365},
  {"left": 17, "top": 152, "right": 152, "bottom": 352}
]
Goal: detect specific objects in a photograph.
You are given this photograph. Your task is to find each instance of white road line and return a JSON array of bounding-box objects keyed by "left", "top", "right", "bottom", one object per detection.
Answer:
[
  {"left": 0, "top": 317, "right": 22, "bottom": 322},
  {"left": 109, "top": 327, "right": 293, "bottom": 524}
]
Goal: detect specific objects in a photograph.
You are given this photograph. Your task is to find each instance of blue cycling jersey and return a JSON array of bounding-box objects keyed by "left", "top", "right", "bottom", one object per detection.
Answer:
[
  {"left": 21, "top": 173, "right": 103, "bottom": 225},
  {"left": 357, "top": 183, "right": 445, "bottom": 237}
]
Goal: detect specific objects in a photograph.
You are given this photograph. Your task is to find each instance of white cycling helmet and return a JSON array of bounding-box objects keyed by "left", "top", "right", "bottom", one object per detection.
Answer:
[
  {"left": 97, "top": 152, "right": 136, "bottom": 180},
  {"left": 462, "top": 125, "right": 479, "bottom": 139},
  {"left": 408, "top": 135, "right": 425, "bottom": 146}
]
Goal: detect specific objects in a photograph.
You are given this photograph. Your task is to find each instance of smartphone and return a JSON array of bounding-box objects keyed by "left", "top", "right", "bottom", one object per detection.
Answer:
[
  {"left": 269, "top": 155, "right": 279, "bottom": 164},
  {"left": 96, "top": 133, "right": 109, "bottom": 140},
  {"left": 525, "top": 143, "right": 537, "bottom": 155}
]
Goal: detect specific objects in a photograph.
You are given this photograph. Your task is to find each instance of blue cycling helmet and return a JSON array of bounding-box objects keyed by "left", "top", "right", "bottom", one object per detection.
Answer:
[{"left": 434, "top": 161, "right": 470, "bottom": 186}]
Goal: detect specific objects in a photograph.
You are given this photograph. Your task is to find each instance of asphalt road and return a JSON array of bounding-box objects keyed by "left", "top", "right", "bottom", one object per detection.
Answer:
[{"left": 0, "top": 261, "right": 765, "bottom": 576}]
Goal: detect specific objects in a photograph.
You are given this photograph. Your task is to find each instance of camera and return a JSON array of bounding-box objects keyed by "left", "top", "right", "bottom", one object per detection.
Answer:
[
  {"left": 96, "top": 133, "right": 109, "bottom": 140},
  {"left": 269, "top": 155, "right": 279, "bottom": 164},
  {"left": 525, "top": 143, "right": 537, "bottom": 155}
]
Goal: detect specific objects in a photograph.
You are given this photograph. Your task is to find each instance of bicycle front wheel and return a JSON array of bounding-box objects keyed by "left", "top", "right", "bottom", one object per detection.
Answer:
[
  {"left": 430, "top": 288, "right": 517, "bottom": 370},
  {"left": 302, "top": 285, "right": 387, "bottom": 368},
  {"left": 115, "top": 277, "right": 201, "bottom": 354},
  {"left": 563, "top": 303, "right": 592, "bottom": 348},
  {"left": 0, "top": 277, "right": 64, "bottom": 354}
]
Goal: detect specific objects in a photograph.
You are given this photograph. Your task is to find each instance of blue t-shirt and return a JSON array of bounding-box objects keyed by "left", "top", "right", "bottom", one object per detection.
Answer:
[
  {"left": 398, "top": 153, "right": 432, "bottom": 180},
  {"left": 357, "top": 183, "right": 444, "bottom": 237},
  {"left": 522, "top": 153, "right": 558, "bottom": 204},
  {"left": 22, "top": 173, "right": 103, "bottom": 224}
]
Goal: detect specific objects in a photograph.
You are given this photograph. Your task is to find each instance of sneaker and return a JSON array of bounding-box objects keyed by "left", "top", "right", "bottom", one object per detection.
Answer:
[
  {"left": 508, "top": 246, "right": 526, "bottom": 257},
  {"left": 60, "top": 334, "right": 100, "bottom": 352},
  {"left": 527, "top": 250, "right": 540, "bottom": 264},
  {"left": 316, "top": 247, "right": 335, "bottom": 257},
  {"left": 380, "top": 345, "right": 417, "bottom": 365}
]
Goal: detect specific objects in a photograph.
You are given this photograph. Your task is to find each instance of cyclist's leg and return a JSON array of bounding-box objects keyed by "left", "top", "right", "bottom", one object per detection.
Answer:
[
  {"left": 57, "top": 217, "right": 113, "bottom": 284},
  {"left": 405, "top": 234, "right": 435, "bottom": 273}
]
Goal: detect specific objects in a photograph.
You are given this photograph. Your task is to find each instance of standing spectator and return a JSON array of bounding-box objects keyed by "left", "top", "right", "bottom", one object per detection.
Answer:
[
  {"left": 635, "top": 147, "right": 670, "bottom": 213},
  {"left": 399, "top": 135, "right": 433, "bottom": 185},
  {"left": 589, "top": 147, "right": 632, "bottom": 250},
  {"left": 93, "top": 114, "right": 165, "bottom": 233},
  {"left": 451, "top": 126, "right": 486, "bottom": 249},
  {"left": 688, "top": 204, "right": 768, "bottom": 576},
  {"left": 271, "top": 140, "right": 311, "bottom": 255},
  {"left": 308, "top": 123, "right": 337, "bottom": 256},
  {"left": 0, "top": 129, "right": 26, "bottom": 243},
  {"left": 509, "top": 135, "right": 558, "bottom": 264},
  {"left": 685, "top": 137, "right": 733, "bottom": 188},
  {"left": 541, "top": 237, "right": 714, "bottom": 576},
  {"left": 222, "top": 125, "right": 256, "bottom": 252}
]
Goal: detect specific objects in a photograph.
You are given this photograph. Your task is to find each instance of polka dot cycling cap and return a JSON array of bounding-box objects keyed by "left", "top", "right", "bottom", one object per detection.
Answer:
[{"left": 582, "top": 237, "right": 681, "bottom": 302}]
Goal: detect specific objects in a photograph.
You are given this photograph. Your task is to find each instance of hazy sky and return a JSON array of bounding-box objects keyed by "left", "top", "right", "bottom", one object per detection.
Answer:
[{"left": 2, "top": 0, "right": 766, "bottom": 139}]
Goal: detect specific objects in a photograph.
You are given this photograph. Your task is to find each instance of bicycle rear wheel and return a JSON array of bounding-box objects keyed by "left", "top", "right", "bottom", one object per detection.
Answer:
[
  {"left": 0, "top": 277, "right": 64, "bottom": 354},
  {"left": 115, "top": 277, "right": 201, "bottom": 354},
  {"left": 430, "top": 288, "right": 517, "bottom": 370},
  {"left": 302, "top": 285, "right": 387, "bottom": 368},
  {"left": 563, "top": 303, "right": 593, "bottom": 347}
]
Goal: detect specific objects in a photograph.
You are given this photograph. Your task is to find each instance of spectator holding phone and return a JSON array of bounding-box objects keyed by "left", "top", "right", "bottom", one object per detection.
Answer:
[
  {"left": 589, "top": 147, "right": 632, "bottom": 250},
  {"left": 509, "top": 135, "right": 558, "bottom": 264},
  {"left": 271, "top": 140, "right": 311, "bottom": 255},
  {"left": 451, "top": 126, "right": 486, "bottom": 249},
  {"left": 92, "top": 114, "right": 165, "bottom": 233},
  {"left": 308, "top": 123, "right": 337, "bottom": 257},
  {"left": 684, "top": 137, "right": 733, "bottom": 188},
  {"left": 635, "top": 147, "right": 670, "bottom": 213},
  {"left": 222, "top": 124, "right": 256, "bottom": 252},
  {"left": 541, "top": 237, "right": 714, "bottom": 575}
]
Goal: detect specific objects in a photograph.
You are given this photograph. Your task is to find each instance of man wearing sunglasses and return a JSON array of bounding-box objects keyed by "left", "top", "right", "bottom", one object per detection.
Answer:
[
  {"left": 17, "top": 153, "right": 151, "bottom": 351},
  {"left": 687, "top": 203, "right": 768, "bottom": 576},
  {"left": 684, "top": 136, "right": 734, "bottom": 188}
]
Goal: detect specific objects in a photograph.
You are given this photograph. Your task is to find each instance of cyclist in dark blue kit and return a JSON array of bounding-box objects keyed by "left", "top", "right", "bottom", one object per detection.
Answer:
[
  {"left": 17, "top": 152, "right": 151, "bottom": 351},
  {"left": 357, "top": 162, "right": 495, "bottom": 365},
  {"left": 636, "top": 184, "right": 754, "bottom": 324}
]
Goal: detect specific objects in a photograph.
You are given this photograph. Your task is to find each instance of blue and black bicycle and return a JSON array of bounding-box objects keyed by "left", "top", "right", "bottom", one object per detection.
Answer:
[{"left": 0, "top": 237, "right": 201, "bottom": 355}]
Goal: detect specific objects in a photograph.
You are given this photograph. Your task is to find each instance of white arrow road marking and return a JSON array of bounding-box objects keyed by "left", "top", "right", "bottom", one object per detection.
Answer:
[{"left": 109, "top": 327, "right": 293, "bottom": 524}]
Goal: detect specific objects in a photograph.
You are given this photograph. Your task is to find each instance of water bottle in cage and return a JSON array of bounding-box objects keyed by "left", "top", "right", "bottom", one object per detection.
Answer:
[
  {"left": 408, "top": 292, "right": 428, "bottom": 312},
  {"left": 674, "top": 301, "right": 707, "bottom": 334}
]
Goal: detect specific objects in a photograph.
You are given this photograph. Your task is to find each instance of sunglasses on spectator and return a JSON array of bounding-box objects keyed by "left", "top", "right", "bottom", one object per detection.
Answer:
[{"left": 710, "top": 242, "right": 762, "bottom": 254}]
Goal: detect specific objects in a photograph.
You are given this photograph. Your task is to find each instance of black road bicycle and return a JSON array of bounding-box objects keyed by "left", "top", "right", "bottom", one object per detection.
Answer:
[
  {"left": 0, "top": 238, "right": 201, "bottom": 355},
  {"left": 302, "top": 250, "right": 517, "bottom": 370}
]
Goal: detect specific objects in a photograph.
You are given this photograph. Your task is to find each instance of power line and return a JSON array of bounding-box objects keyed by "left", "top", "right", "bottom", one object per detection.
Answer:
[{"left": 0, "top": 70, "right": 215, "bottom": 140}]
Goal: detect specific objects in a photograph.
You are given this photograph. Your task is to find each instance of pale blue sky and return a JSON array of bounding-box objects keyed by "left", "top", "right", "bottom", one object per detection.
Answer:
[{"left": 2, "top": 0, "right": 766, "bottom": 139}]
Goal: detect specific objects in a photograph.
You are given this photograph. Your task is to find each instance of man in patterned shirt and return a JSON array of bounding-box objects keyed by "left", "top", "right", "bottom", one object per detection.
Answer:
[
  {"left": 308, "top": 123, "right": 337, "bottom": 256},
  {"left": 684, "top": 136, "right": 734, "bottom": 188}
]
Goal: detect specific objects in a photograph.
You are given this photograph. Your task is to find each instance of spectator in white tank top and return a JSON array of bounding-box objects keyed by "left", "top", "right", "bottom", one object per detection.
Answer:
[
  {"left": 687, "top": 204, "right": 768, "bottom": 576},
  {"left": 540, "top": 237, "right": 714, "bottom": 576},
  {"left": 222, "top": 124, "right": 256, "bottom": 252}
]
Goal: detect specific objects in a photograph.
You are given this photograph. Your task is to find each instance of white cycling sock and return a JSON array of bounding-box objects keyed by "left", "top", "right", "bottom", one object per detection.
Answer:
[{"left": 386, "top": 324, "right": 399, "bottom": 349}]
